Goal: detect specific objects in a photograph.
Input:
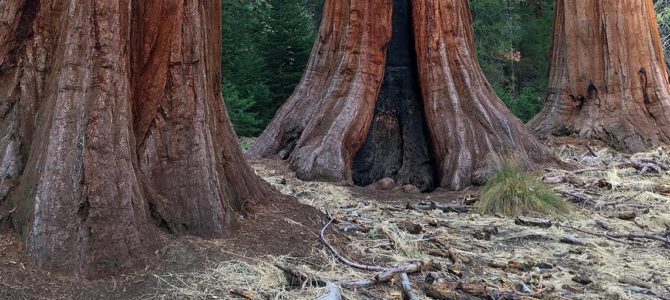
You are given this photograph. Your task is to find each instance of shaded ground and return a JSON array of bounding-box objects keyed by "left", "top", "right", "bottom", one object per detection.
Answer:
[
  {"left": 1, "top": 139, "right": 669, "bottom": 299},
  {"left": 0, "top": 198, "right": 323, "bottom": 299}
]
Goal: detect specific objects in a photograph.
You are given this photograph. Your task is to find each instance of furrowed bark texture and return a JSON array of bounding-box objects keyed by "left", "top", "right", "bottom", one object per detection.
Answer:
[
  {"left": 250, "top": 0, "right": 554, "bottom": 191},
  {"left": 412, "top": 0, "right": 554, "bottom": 190},
  {"left": 528, "top": 0, "right": 670, "bottom": 152},
  {"left": 248, "top": 0, "right": 393, "bottom": 183},
  {"left": 0, "top": 0, "right": 273, "bottom": 276}
]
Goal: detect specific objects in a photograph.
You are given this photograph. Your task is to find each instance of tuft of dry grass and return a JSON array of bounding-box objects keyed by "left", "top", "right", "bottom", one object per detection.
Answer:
[{"left": 477, "top": 160, "right": 571, "bottom": 217}]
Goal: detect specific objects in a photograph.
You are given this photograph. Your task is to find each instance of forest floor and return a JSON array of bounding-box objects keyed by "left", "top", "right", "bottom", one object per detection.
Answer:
[{"left": 1, "top": 139, "right": 669, "bottom": 299}]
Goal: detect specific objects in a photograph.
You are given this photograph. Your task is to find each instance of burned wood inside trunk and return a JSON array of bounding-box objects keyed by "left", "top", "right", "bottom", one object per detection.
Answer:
[{"left": 352, "top": 0, "right": 437, "bottom": 192}]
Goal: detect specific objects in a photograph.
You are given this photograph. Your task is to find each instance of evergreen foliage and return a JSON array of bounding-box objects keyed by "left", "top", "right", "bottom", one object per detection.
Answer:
[
  {"left": 221, "top": 0, "right": 315, "bottom": 136},
  {"left": 471, "top": 0, "right": 554, "bottom": 123}
]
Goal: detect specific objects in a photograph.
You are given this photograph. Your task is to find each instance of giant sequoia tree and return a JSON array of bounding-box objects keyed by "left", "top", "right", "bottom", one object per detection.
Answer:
[
  {"left": 0, "top": 1, "right": 274, "bottom": 276},
  {"left": 529, "top": 0, "right": 670, "bottom": 152},
  {"left": 248, "top": 0, "right": 554, "bottom": 191}
]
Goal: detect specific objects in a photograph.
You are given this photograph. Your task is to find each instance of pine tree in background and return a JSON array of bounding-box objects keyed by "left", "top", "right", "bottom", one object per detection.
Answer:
[
  {"left": 261, "top": 0, "right": 315, "bottom": 123},
  {"left": 471, "top": 0, "right": 554, "bottom": 123},
  {"left": 222, "top": 0, "right": 315, "bottom": 136},
  {"left": 222, "top": 0, "right": 270, "bottom": 136}
]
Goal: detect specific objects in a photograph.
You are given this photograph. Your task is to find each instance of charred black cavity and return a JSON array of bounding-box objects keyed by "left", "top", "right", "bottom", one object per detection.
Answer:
[{"left": 352, "top": 0, "right": 437, "bottom": 192}]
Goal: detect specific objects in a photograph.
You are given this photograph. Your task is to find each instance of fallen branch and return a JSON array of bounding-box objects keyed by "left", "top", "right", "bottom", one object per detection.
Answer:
[
  {"left": 333, "top": 260, "right": 435, "bottom": 287},
  {"left": 275, "top": 260, "right": 435, "bottom": 288},
  {"left": 599, "top": 192, "right": 644, "bottom": 208},
  {"left": 274, "top": 213, "right": 438, "bottom": 298},
  {"left": 400, "top": 273, "right": 419, "bottom": 300},
  {"left": 320, "top": 215, "right": 388, "bottom": 272},
  {"left": 273, "top": 262, "right": 326, "bottom": 287},
  {"left": 556, "top": 189, "right": 597, "bottom": 206},
  {"left": 606, "top": 232, "right": 670, "bottom": 246},
  {"left": 563, "top": 225, "right": 670, "bottom": 246},
  {"left": 414, "top": 201, "right": 470, "bottom": 213},
  {"left": 229, "top": 289, "right": 261, "bottom": 300},
  {"left": 315, "top": 282, "right": 342, "bottom": 300},
  {"left": 514, "top": 216, "right": 553, "bottom": 228}
]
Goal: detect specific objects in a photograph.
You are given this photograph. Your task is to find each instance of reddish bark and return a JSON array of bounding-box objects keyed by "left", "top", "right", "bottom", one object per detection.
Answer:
[
  {"left": 528, "top": 0, "right": 670, "bottom": 152},
  {"left": 0, "top": 0, "right": 274, "bottom": 276},
  {"left": 249, "top": 0, "right": 554, "bottom": 190}
]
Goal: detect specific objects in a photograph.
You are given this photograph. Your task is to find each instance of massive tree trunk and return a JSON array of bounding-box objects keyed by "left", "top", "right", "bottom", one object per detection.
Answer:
[
  {"left": 0, "top": 0, "right": 274, "bottom": 276},
  {"left": 528, "top": 0, "right": 670, "bottom": 152},
  {"left": 248, "top": 0, "right": 554, "bottom": 191}
]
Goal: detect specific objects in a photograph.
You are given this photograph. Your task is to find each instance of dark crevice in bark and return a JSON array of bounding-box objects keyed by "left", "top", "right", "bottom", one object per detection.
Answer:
[
  {"left": 148, "top": 202, "right": 173, "bottom": 234},
  {"left": 0, "top": 0, "right": 39, "bottom": 74},
  {"left": 352, "top": 0, "right": 437, "bottom": 192}
]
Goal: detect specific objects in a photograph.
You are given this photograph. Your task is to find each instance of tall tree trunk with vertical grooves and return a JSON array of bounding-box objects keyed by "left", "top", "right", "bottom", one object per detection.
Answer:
[
  {"left": 248, "top": 0, "right": 555, "bottom": 191},
  {"left": 0, "top": 0, "right": 275, "bottom": 277},
  {"left": 528, "top": 0, "right": 670, "bottom": 152}
]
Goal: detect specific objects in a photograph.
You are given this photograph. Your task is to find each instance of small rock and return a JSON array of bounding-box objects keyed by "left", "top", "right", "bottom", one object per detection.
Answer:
[
  {"left": 483, "top": 225, "right": 499, "bottom": 235},
  {"left": 295, "top": 191, "right": 311, "bottom": 198},
  {"left": 595, "top": 220, "right": 611, "bottom": 230},
  {"left": 488, "top": 259, "right": 508, "bottom": 269},
  {"left": 536, "top": 262, "right": 554, "bottom": 269},
  {"left": 572, "top": 274, "right": 593, "bottom": 285},
  {"left": 472, "top": 231, "right": 491, "bottom": 240},
  {"left": 618, "top": 276, "right": 653, "bottom": 289},
  {"left": 544, "top": 176, "right": 567, "bottom": 184},
  {"left": 375, "top": 177, "right": 396, "bottom": 190},
  {"left": 560, "top": 236, "right": 586, "bottom": 246},
  {"left": 402, "top": 184, "right": 421, "bottom": 194},
  {"left": 279, "top": 177, "right": 287, "bottom": 185},
  {"left": 508, "top": 260, "right": 527, "bottom": 271},
  {"left": 617, "top": 211, "right": 637, "bottom": 221},
  {"left": 516, "top": 282, "right": 533, "bottom": 294},
  {"left": 397, "top": 221, "right": 423, "bottom": 234},
  {"left": 514, "top": 216, "right": 552, "bottom": 228},
  {"left": 562, "top": 284, "right": 585, "bottom": 293},
  {"left": 568, "top": 249, "right": 583, "bottom": 255}
]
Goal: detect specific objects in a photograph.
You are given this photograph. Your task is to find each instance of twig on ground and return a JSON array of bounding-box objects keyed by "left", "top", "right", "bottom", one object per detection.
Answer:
[
  {"left": 556, "top": 189, "right": 597, "bottom": 206},
  {"left": 333, "top": 260, "right": 435, "bottom": 287},
  {"left": 315, "top": 282, "right": 342, "bottom": 300},
  {"left": 563, "top": 224, "right": 670, "bottom": 246},
  {"left": 229, "top": 289, "right": 260, "bottom": 300},
  {"left": 320, "top": 214, "right": 388, "bottom": 272},
  {"left": 275, "top": 212, "right": 438, "bottom": 297},
  {"left": 400, "top": 273, "right": 419, "bottom": 300},
  {"left": 413, "top": 202, "right": 471, "bottom": 213}
]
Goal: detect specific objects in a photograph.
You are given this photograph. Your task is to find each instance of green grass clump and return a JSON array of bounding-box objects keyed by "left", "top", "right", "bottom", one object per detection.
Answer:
[{"left": 477, "top": 161, "right": 570, "bottom": 217}]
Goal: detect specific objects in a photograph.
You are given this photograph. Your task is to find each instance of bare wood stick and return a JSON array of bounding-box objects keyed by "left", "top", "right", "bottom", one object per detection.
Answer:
[
  {"left": 320, "top": 215, "right": 388, "bottom": 272},
  {"left": 606, "top": 232, "right": 670, "bottom": 246},
  {"left": 334, "top": 260, "right": 434, "bottom": 287},
  {"left": 563, "top": 225, "right": 629, "bottom": 244},
  {"left": 315, "top": 282, "right": 342, "bottom": 300},
  {"left": 229, "top": 289, "right": 261, "bottom": 300},
  {"left": 274, "top": 262, "right": 326, "bottom": 287},
  {"left": 400, "top": 273, "right": 420, "bottom": 300},
  {"left": 585, "top": 145, "right": 598, "bottom": 158},
  {"left": 414, "top": 201, "right": 470, "bottom": 213},
  {"left": 563, "top": 225, "right": 670, "bottom": 246},
  {"left": 275, "top": 260, "right": 435, "bottom": 288}
]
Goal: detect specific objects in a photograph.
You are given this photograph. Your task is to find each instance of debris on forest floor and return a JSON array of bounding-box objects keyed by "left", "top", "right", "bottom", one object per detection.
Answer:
[
  {"left": 150, "top": 142, "right": 670, "bottom": 300},
  {"left": 1, "top": 141, "right": 668, "bottom": 299}
]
